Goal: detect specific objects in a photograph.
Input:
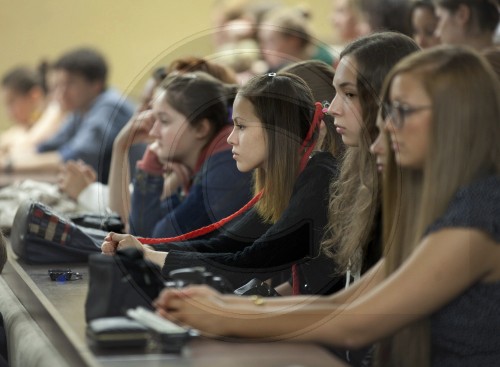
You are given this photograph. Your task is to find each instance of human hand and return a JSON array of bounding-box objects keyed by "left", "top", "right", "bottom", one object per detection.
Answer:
[
  {"left": 58, "top": 160, "right": 97, "bottom": 200},
  {"left": 115, "top": 109, "right": 155, "bottom": 149},
  {"left": 153, "top": 285, "right": 229, "bottom": 336},
  {"left": 161, "top": 161, "right": 192, "bottom": 199},
  {"left": 101, "top": 232, "right": 144, "bottom": 255}
]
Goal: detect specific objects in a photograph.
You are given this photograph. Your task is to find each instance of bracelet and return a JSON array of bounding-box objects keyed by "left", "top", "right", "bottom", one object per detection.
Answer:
[{"left": 250, "top": 295, "right": 265, "bottom": 306}]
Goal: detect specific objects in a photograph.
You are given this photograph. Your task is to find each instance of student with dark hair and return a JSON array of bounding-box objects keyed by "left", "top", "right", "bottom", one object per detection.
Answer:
[
  {"left": 105, "top": 58, "right": 246, "bottom": 236},
  {"left": 359, "top": 0, "right": 413, "bottom": 36},
  {"left": 0, "top": 63, "right": 65, "bottom": 157},
  {"left": 330, "top": 0, "right": 371, "bottom": 47},
  {"left": 434, "top": 0, "right": 499, "bottom": 50},
  {"left": 257, "top": 6, "right": 336, "bottom": 73},
  {"left": 124, "top": 71, "right": 252, "bottom": 238},
  {"left": 409, "top": 0, "right": 441, "bottom": 48},
  {"left": 0, "top": 47, "right": 134, "bottom": 183}
]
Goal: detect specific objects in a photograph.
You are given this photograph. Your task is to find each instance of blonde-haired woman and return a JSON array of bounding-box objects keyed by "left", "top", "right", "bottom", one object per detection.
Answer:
[{"left": 154, "top": 46, "right": 500, "bottom": 367}]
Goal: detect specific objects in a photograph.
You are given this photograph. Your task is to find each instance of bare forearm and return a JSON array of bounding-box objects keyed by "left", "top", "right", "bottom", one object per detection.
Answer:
[
  {"left": 108, "top": 141, "right": 131, "bottom": 224},
  {"left": 220, "top": 300, "right": 353, "bottom": 346},
  {"left": 8, "top": 151, "right": 61, "bottom": 173}
]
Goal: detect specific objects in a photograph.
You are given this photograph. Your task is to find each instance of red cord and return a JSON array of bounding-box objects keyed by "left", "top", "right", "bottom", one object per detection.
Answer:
[{"left": 138, "top": 191, "right": 263, "bottom": 245}]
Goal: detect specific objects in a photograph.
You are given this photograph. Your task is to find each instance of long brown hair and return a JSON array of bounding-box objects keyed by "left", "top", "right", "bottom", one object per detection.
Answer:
[
  {"left": 378, "top": 46, "right": 500, "bottom": 367},
  {"left": 237, "top": 73, "right": 316, "bottom": 223},
  {"left": 322, "top": 32, "right": 420, "bottom": 274},
  {"left": 280, "top": 59, "right": 342, "bottom": 157}
]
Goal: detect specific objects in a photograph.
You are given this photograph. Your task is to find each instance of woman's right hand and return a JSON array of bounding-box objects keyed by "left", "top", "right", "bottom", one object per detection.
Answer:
[{"left": 114, "top": 109, "right": 156, "bottom": 149}]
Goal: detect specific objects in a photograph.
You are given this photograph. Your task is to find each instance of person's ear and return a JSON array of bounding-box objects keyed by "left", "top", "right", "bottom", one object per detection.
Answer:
[
  {"left": 454, "top": 4, "right": 471, "bottom": 27},
  {"left": 90, "top": 80, "right": 105, "bottom": 95},
  {"left": 194, "top": 118, "right": 212, "bottom": 140}
]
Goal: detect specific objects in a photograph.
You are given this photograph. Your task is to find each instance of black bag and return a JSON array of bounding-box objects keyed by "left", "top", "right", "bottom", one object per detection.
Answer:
[
  {"left": 85, "top": 249, "right": 239, "bottom": 322},
  {"left": 69, "top": 212, "right": 125, "bottom": 233},
  {"left": 10, "top": 200, "right": 103, "bottom": 264},
  {"left": 85, "top": 248, "right": 166, "bottom": 322}
]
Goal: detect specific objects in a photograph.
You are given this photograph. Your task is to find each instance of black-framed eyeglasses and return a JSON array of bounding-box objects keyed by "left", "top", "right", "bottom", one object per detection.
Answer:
[{"left": 382, "top": 101, "right": 432, "bottom": 129}]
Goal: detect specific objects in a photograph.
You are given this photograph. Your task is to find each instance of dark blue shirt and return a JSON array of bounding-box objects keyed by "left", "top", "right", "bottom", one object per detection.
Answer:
[
  {"left": 129, "top": 149, "right": 253, "bottom": 238},
  {"left": 37, "top": 88, "right": 134, "bottom": 184}
]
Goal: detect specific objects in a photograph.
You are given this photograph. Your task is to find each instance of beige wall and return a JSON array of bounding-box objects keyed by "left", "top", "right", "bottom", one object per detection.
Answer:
[{"left": 0, "top": 0, "right": 334, "bottom": 130}]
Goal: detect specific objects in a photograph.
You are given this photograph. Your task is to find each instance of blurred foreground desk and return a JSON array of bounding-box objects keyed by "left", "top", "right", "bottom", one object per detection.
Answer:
[
  {"left": 0, "top": 171, "right": 59, "bottom": 188},
  {"left": 2, "top": 245, "right": 348, "bottom": 367}
]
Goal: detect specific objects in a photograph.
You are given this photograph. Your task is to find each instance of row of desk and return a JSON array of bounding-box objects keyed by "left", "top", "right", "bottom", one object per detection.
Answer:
[
  {"left": 0, "top": 172, "right": 347, "bottom": 366},
  {"left": 1, "top": 241, "right": 348, "bottom": 367}
]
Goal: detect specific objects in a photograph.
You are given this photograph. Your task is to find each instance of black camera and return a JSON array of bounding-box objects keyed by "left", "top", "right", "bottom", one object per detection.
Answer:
[{"left": 164, "top": 267, "right": 234, "bottom": 294}]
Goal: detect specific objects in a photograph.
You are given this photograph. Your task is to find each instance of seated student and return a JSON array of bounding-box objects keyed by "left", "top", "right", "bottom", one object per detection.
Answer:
[
  {"left": 120, "top": 71, "right": 252, "bottom": 238},
  {"left": 0, "top": 47, "right": 134, "bottom": 184},
  {"left": 0, "top": 63, "right": 65, "bottom": 158},
  {"left": 409, "top": 0, "right": 441, "bottom": 49},
  {"left": 154, "top": 46, "right": 500, "bottom": 367},
  {"left": 102, "top": 72, "right": 341, "bottom": 292},
  {"left": 57, "top": 66, "right": 168, "bottom": 212},
  {"left": 108, "top": 57, "right": 241, "bottom": 227},
  {"left": 257, "top": 6, "right": 336, "bottom": 73},
  {"left": 270, "top": 34, "right": 420, "bottom": 300},
  {"left": 434, "top": 0, "right": 499, "bottom": 51},
  {"left": 329, "top": 0, "right": 371, "bottom": 48}
]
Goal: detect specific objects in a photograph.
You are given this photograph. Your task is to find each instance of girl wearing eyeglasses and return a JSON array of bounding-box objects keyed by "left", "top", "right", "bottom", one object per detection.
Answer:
[{"left": 154, "top": 46, "right": 500, "bottom": 367}]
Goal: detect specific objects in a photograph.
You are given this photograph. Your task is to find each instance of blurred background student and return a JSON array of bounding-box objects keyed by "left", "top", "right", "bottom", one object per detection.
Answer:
[
  {"left": 0, "top": 47, "right": 134, "bottom": 184},
  {"left": 0, "top": 63, "right": 65, "bottom": 157},
  {"left": 434, "top": 0, "right": 499, "bottom": 50},
  {"left": 409, "top": 0, "right": 441, "bottom": 49}
]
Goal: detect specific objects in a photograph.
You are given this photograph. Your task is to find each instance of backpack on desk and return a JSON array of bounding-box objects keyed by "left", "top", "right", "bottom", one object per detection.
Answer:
[{"left": 9, "top": 200, "right": 103, "bottom": 264}]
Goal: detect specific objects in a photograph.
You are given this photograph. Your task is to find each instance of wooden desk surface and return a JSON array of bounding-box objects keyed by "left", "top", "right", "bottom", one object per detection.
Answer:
[{"left": 3, "top": 244, "right": 348, "bottom": 367}]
